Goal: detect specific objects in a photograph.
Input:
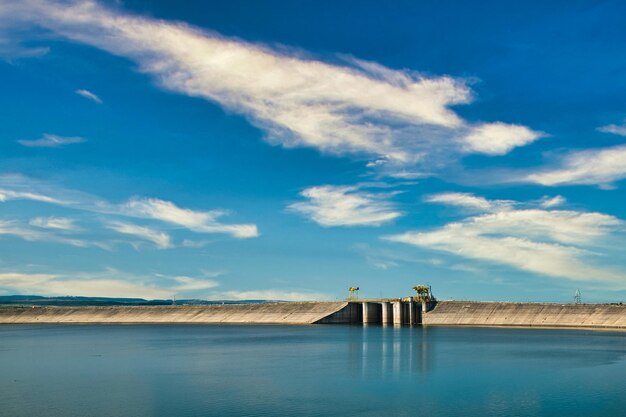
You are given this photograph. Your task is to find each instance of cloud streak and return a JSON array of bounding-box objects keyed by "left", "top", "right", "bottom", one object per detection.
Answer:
[
  {"left": 75, "top": 88, "right": 102, "bottom": 103},
  {"left": 289, "top": 185, "right": 402, "bottom": 227},
  {"left": 205, "top": 289, "right": 329, "bottom": 301},
  {"left": 107, "top": 221, "right": 172, "bottom": 249},
  {"left": 123, "top": 197, "right": 258, "bottom": 238},
  {"left": 0, "top": 174, "right": 258, "bottom": 240},
  {"left": 385, "top": 193, "right": 626, "bottom": 284},
  {"left": 17, "top": 133, "right": 85, "bottom": 148},
  {"left": 0, "top": 271, "right": 172, "bottom": 299},
  {"left": 0, "top": 220, "right": 106, "bottom": 249},
  {"left": 30, "top": 216, "right": 78, "bottom": 231},
  {"left": 523, "top": 145, "right": 626, "bottom": 187},
  {"left": 1, "top": 0, "right": 542, "bottom": 168}
]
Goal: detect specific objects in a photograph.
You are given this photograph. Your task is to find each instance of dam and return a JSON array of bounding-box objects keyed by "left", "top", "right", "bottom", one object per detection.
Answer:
[{"left": 1, "top": 299, "right": 625, "bottom": 329}]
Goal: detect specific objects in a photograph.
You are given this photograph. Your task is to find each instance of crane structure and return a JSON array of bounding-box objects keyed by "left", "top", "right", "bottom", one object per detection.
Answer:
[
  {"left": 347, "top": 287, "right": 360, "bottom": 301},
  {"left": 412, "top": 285, "right": 434, "bottom": 303}
]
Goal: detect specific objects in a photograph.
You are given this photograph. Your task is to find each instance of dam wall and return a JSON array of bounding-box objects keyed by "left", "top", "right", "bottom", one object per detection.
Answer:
[
  {"left": 2, "top": 300, "right": 625, "bottom": 329},
  {"left": 316, "top": 302, "right": 362, "bottom": 324},
  {"left": 422, "top": 301, "right": 626, "bottom": 329},
  {"left": 0, "top": 302, "right": 348, "bottom": 325}
]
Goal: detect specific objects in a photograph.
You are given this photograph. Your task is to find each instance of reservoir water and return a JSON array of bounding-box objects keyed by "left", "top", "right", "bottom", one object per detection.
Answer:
[{"left": 1, "top": 324, "right": 625, "bottom": 416}]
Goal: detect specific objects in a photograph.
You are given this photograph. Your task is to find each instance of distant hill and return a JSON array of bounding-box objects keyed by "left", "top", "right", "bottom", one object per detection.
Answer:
[{"left": 0, "top": 295, "right": 279, "bottom": 307}]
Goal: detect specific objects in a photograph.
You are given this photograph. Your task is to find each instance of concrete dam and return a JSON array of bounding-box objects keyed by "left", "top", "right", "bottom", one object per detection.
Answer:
[
  {"left": 0, "top": 302, "right": 348, "bottom": 325},
  {"left": 1, "top": 300, "right": 625, "bottom": 329}
]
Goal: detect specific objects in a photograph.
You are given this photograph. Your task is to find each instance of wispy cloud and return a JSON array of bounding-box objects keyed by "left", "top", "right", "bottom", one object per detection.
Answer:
[
  {"left": 123, "top": 198, "right": 258, "bottom": 238},
  {"left": 425, "top": 192, "right": 511, "bottom": 211},
  {"left": 0, "top": 220, "right": 106, "bottom": 249},
  {"left": 0, "top": 188, "right": 64, "bottom": 204},
  {"left": 17, "top": 133, "right": 85, "bottom": 148},
  {"left": 29, "top": 216, "right": 78, "bottom": 231},
  {"left": 539, "top": 195, "right": 566, "bottom": 208},
  {"left": 171, "top": 275, "right": 219, "bottom": 291},
  {"left": 0, "top": 0, "right": 542, "bottom": 169},
  {"left": 385, "top": 193, "right": 626, "bottom": 284},
  {"left": 289, "top": 185, "right": 402, "bottom": 227},
  {"left": 0, "top": 271, "right": 172, "bottom": 299},
  {"left": 522, "top": 145, "right": 626, "bottom": 187},
  {"left": 0, "top": 174, "right": 259, "bottom": 240},
  {"left": 0, "top": 35, "right": 49, "bottom": 59},
  {"left": 598, "top": 120, "right": 626, "bottom": 137},
  {"left": 107, "top": 221, "right": 172, "bottom": 249},
  {"left": 205, "top": 289, "right": 330, "bottom": 301},
  {"left": 0, "top": 268, "right": 326, "bottom": 300},
  {"left": 75, "top": 88, "right": 102, "bottom": 103}
]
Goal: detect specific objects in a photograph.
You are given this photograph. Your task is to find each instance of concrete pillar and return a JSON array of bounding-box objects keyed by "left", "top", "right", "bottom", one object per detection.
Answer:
[
  {"left": 362, "top": 302, "right": 371, "bottom": 324},
  {"left": 381, "top": 302, "right": 390, "bottom": 325},
  {"left": 392, "top": 301, "right": 403, "bottom": 325},
  {"left": 408, "top": 301, "right": 415, "bottom": 325}
]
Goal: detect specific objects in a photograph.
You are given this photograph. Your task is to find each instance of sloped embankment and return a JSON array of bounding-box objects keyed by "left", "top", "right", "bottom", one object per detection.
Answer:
[
  {"left": 423, "top": 301, "right": 626, "bottom": 329},
  {"left": 0, "top": 302, "right": 348, "bottom": 325}
]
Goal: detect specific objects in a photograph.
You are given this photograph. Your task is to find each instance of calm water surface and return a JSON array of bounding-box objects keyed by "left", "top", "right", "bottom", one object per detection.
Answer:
[{"left": 1, "top": 324, "right": 625, "bottom": 417}]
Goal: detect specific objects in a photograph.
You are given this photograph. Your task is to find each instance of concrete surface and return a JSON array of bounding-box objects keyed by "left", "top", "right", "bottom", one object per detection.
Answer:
[
  {"left": 0, "top": 302, "right": 348, "bottom": 325},
  {"left": 423, "top": 301, "right": 626, "bottom": 329}
]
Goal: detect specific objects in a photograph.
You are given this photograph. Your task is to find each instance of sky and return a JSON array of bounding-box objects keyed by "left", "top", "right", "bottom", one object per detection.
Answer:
[{"left": 1, "top": 0, "right": 626, "bottom": 302}]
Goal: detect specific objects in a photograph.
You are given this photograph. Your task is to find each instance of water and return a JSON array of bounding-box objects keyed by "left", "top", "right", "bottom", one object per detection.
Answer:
[{"left": 1, "top": 325, "right": 626, "bottom": 417}]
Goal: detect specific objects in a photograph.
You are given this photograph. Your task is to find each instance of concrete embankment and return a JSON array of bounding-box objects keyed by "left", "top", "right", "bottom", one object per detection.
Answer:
[
  {"left": 0, "top": 302, "right": 348, "bottom": 325},
  {"left": 423, "top": 301, "right": 626, "bottom": 329},
  {"left": 2, "top": 300, "right": 625, "bottom": 329}
]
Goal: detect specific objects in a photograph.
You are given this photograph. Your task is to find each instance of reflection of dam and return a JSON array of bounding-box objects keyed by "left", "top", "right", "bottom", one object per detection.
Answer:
[
  {"left": 346, "top": 326, "right": 434, "bottom": 377},
  {"left": 1, "top": 300, "right": 625, "bottom": 329}
]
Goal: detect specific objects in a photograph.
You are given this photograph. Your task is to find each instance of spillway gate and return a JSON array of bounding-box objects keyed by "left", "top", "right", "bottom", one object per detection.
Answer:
[{"left": 317, "top": 299, "right": 437, "bottom": 325}]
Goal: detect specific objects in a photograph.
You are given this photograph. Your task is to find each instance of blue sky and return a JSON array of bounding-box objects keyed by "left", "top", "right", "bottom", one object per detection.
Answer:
[{"left": 1, "top": 0, "right": 626, "bottom": 302}]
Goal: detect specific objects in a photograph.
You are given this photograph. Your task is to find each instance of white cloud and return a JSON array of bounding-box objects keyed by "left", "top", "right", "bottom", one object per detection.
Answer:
[
  {"left": 17, "top": 133, "right": 85, "bottom": 148},
  {"left": 463, "top": 209, "right": 620, "bottom": 244},
  {"left": 123, "top": 197, "right": 258, "bottom": 238},
  {"left": 171, "top": 275, "right": 219, "bottom": 291},
  {"left": 524, "top": 145, "right": 626, "bottom": 187},
  {"left": 462, "top": 122, "right": 544, "bottom": 155},
  {"left": 205, "top": 290, "right": 329, "bottom": 301},
  {"left": 384, "top": 194, "right": 625, "bottom": 283},
  {"left": 30, "top": 216, "right": 77, "bottom": 231},
  {"left": 0, "top": 188, "right": 64, "bottom": 204},
  {"left": 180, "top": 239, "right": 211, "bottom": 248},
  {"left": 0, "top": 175, "right": 259, "bottom": 240},
  {"left": 598, "top": 120, "right": 626, "bottom": 137},
  {"left": 0, "top": 219, "right": 104, "bottom": 248},
  {"left": 0, "top": 272, "right": 172, "bottom": 299},
  {"left": 108, "top": 221, "right": 172, "bottom": 249},
  {"left": 425, "top": 192, "right": 497, "bottom": 211},
  {"left": 75, "top": 88, "right": 102, "bottom": 103},
  {"left": 539, "top": 195, "right": 566, "bottom": 208},
  {"left": 0, "top": 270, "right": 327, "bottom": 300},
  {"left": 289, "top": 185, "right": 402, "bottom": 227},
  {"left": 0, "top": 0, "right": 540, "bottom": 167}
]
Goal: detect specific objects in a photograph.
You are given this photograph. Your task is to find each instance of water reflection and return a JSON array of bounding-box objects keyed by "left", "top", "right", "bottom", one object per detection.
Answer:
[
  {"left": 347, "top": 325, "right": 626, "bottom": 378},
  {"left": 348, "top": 325, "right": 434, "bottom": 378}
]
